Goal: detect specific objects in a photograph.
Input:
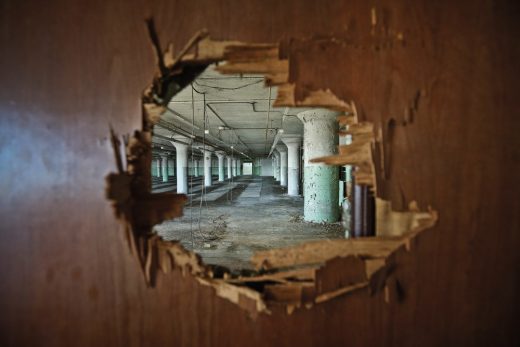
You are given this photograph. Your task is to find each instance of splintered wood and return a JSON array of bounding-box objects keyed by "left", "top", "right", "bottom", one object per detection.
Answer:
[
  {"left": 244, "top": 206, "right": 437, "bottom": 309},
  {"left": 105, "top": 128, "right": 188, "bottom": 286},
  {"left": 105, "top": 28, "right": 439, "bottom": 317},
  {"left": 273, "top": 84, "right": 354, "bottom": 112},
  {"left": 216, "top": 44, "right": 288, "bottom": 85},
  {"left": 311, "top": 105, "right": 377, "bottom": 189},
  {"left": 251, "top": 238, "right": 404, "bottom": 270}
]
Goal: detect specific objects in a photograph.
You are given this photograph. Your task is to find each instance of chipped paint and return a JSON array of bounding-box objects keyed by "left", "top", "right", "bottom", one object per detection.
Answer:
[
  {"left": 299, "top": 109, "right": 340, "bottom": 222},
  {"left": 304, "top": 166, "right": 340, "bottom": 222}
]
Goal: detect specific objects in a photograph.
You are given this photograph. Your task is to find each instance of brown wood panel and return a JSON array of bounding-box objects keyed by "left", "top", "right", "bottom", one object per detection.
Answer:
[{"left": 0, "top": 0, "right": 519, "bottom": 346}]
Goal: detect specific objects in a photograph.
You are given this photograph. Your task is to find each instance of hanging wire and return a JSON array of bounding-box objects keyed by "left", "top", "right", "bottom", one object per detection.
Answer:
[
  {"left": 189, "top": 84, "right": 195, "bottom": 250},
  {"left": 198, "top": 93, "right": 207, "bottom": 235},
  {"left": 230, "top": 145, "right": 234, "bottom": 201},
  {"left": 264, "top": 87, "right": 272, "bottom": 155},
  {"left": 193, "top": 79, "right": 263, "bottom": 90}
]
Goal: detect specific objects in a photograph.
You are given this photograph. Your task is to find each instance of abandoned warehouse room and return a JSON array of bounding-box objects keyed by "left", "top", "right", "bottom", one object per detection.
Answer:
[
  {"left": 0, "top": 0, "right": 519, "bottom": 346},
  {"left": 150, "top": 63, "right": 364, "bottom": 270}
]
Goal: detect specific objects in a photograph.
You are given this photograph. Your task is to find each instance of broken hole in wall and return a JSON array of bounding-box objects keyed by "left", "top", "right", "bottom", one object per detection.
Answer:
[
  {"left": 150, "top": 62, "right": 354, "bottom": 272},
  {"left": 105, "top": 20, "right": 438, "bottom": 317}
]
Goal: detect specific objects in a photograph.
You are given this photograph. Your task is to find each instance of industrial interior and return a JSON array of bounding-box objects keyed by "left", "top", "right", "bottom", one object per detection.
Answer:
[
  {"left": 150, "top": 64, "right": 362, "bottom": 270},
  {"left": 1, "top": 1, "right": 518, "bottom": 346}
]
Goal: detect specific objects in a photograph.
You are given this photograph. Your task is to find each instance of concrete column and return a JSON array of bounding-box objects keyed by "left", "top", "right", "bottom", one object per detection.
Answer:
[
  {"left": 202, "top": 148, "right": 214, "bottom": 187},
  {"left": 216, "top": 151, "right": 225, "bottom": 182},
  {"left": 273, "top": 151, "right": 280, "bottom": 181},
  {"left": 155, "top": 158, "right": 161, "bottom": 177},
  {"left": 237, "top": 159, "right": 242, "bottom": 176},
  {"left": 232, "top": 159, "right": 237, "bottom": 177},
  {"left": 272, "top": 155, "right": 276, "bottom": 179},
  {"left": 227, "top": 156, "right": 233, "bottom": 179},
  {"left": 168, "top": 156, "right": 175, "bottom": 177},
  {"left": 161, "top": 154, "right": 169, "bottom": 182},
  {"left": 271, "top": 156, "right": 274, "bottom": 178},
  {"left": 276, "top": 144, "right": 288, "bottom": 187},
  {"left": 170, "top": 138, "right": 190, "bottom": 194},
  {"left": 281, "top": 136, "right": 301, "bottom": 196},
  {"left": 192, "top": 159, "right": 198, "bottom": 177},
  {"left": 298, "top": 108, "right": 340, "bottom": 222}
]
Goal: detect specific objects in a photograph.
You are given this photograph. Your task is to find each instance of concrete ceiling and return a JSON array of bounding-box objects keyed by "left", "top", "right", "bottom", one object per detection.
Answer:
[{"left": 152, "top": 64, "right": 307, "bottom": 159}]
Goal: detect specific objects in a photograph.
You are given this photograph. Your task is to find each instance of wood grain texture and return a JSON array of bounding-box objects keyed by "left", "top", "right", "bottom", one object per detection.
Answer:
[{"left": 0, "top": 0, "right": 519, "bottom": 346}]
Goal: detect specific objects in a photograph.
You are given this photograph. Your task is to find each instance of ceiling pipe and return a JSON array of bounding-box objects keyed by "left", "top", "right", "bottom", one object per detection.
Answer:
[
  {"left": 151, "top": 143, "right": 176, "bottom": 152},
  {"left": 191, "top": 84, "right": 253, "bottom": 157},
  {"left": 169, "top": 98, "right": 283, "bottom": 104},
  {"left": 156, "top": 119, "right": 195, "bottom": 139},
  {"left": 205, "top": 103, "right": 253, "bottom": 155},
  {"left": 268, "top": 107, "right": 289, "bottom": 157},
  {"left": 205, "top": 101, "right": 284, "bottom": 115},
  {"left": 155, "top": 121, "right": 228, "bottom": 153},
  {"left": 218, "top": 127, "right": 278, "bottom": 130},
  {"left": 165, "top": 105, "right": 202, "bottom": 130},
  {"left": 153, "top": 92, "right": 202, "bottom": 131},
  {"left": 153, "top": 133, "right": 191, "bottom": 147},
  {"left": 155, "top": 119, "right": 251, "bottom": 160}
]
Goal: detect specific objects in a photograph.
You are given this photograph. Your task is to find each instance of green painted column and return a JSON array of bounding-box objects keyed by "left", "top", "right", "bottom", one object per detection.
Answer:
[
  {"left": 273, "top": 151, "right": 280, "bottom": 181},
  {"left": 155, "top": 158, "right": 161, "bottom": 177},
  {"left": 281, "top": 136, "right": 301, "bottom": 196},
  {"left": 171, "top": 136, "right": 190, "bottom": 194},
  {"left": 276, "top": 144, "right": 288, "bottom": 187},
  {"left": 227, "top": 156, "right": 233, "bottom": 179},
  {"left": 194, "top": 159, "right": 199, "bottom": 177},
  {"left": 216, "top": 151, "right": 225, "bottom": 182},
  {"left": 168, "top": 156, "right": 175, "bottom": 177},
  {"left": 254, "top": 158, "right": 262, "bottom": 176},
  {"left": 151, "top": 157, "right": 158, "bottom": 177},
  {"left": 161, "top": 154, "right": 169, "bottom": 182},
  {"left": 232, "top": 158, "right": 237, "bottom": 177},
  {"left": 298, "top": 109, "right": 340, "bottom": 223},
  {"left": 202, "top": 148, "right": 214, "bottom": 187}
]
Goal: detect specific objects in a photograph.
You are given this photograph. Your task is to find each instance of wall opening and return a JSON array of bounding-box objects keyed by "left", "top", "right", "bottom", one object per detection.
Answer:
[
  {"left": 105, "top": 20, "right": 438, "bottom": 316},
  {"left": 150, "top": 63, "right": 351, "bottom": 271}
]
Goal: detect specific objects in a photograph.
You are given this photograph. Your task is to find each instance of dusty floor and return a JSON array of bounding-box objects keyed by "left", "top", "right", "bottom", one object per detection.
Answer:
[{"left": 154, "top": 176, "right": 344, "bottom": 270}]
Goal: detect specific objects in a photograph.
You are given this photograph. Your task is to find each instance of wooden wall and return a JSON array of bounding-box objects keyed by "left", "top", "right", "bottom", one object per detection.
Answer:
[{"left": 0, "top": 0, "right": 518, "bottom": 345}]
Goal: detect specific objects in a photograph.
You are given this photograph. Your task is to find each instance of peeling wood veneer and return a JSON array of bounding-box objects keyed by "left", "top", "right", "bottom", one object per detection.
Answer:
[
  {"left": 311, "top": 102, "right": 377, "bottom": 189},
  {"left": 273, "top": 84, "right": 353, "bottom": 111},
  {"left": 105, "top": 21, "right": 438, "bottom": 316}
]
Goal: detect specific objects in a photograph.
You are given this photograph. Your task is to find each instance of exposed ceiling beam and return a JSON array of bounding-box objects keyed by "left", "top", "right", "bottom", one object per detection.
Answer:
[{"left": 205, "top": 103, "right": 253, "bottom": 154}]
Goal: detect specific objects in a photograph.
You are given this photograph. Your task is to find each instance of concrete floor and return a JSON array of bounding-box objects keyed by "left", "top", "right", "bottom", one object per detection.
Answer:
[{"left": 154, "top": 176, "right": 344, "bottom": 270}]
